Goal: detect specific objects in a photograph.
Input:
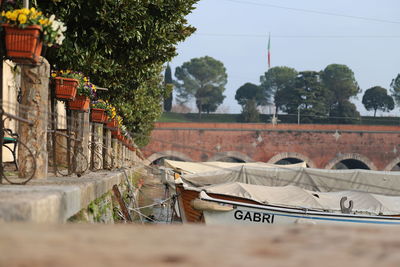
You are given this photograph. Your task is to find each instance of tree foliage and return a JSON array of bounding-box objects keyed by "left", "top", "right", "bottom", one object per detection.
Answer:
[
  {"left": 240, "top": 99, "right": 260, "bottom": 123},
  {"left": 163, "top": 64, "right": 173, "bottom": 112},
  {"left": 362, "top": 86, "right": 394, "bottom": 117},
  {"left": 175, "top": 56, "right": 227, "bottom": 115},
  {"left": 36, "top": 0, "right": 198, "bottom": 146},
  {"left": 235, "top": 83, "right": 266, "bottom": 106},
  {"left": 321, "top": 64, "right": 360, "bottom": 113},
  {"left": 390, "top": 74, "right": 400, "bottom": 106},
  {"left": 279, "top": 71, "right": 330, "bottom": 119},
  {"left": 259, "top": 66, "right": 297, "bottom": 113}
]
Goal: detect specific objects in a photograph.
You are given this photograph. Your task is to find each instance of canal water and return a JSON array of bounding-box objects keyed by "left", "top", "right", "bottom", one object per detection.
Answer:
[{"left": 135, "top": 170, "right": 179, "bottom": 224}]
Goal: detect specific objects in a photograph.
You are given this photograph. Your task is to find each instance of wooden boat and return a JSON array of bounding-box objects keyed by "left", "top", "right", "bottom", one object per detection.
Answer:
[
  {"left": 181, "top": 182, "right": 400, "bottom": 225},
  {"left": 166, "top": 160, "right": 400, "bottom": 224},
  {"left": 196, "top": 191, "right": 400, "bottom": 226}
]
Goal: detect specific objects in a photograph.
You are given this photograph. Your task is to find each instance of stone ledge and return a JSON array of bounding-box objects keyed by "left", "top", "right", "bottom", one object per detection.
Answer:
[{"left": 0, "top": 168, "right": 135, "bottom": 223}]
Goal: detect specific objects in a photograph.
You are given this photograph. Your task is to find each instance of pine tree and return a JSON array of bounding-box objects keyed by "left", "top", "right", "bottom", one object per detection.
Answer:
[{"left": 164, "top": 64, "right": 173, "bottom": 112}]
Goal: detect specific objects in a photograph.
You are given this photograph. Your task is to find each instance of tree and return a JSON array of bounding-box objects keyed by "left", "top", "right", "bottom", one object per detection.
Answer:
[
  {"left": 37, "top": 0, "right": 198, "bottom": 146},
  {"left": 330, "top": 100, "right": 360, "bottom": 124},
  {"left": 259, "top": 66, "right": 297, "bottom": 113},
  {"left": 175, "top": 56, "right": 227, "bottom": 116},
  {"left": 163, "top": 64, "right": 173, "bottom": 112},
  {"left": 362, "top": 86, "right": 394, "bottom": 117},
  {"left": 235, "top": 83, "right": 266, "bottom": 106},
  {"left": 321, "top": 64, "right": 360, "bottom": 116},
  {"left": 280, "top": 71, "right": 330, "bottom": 121},
  {"left": 390, "top": 74, "right": 400, "bottom": 106},
  {"left": 240, "top": 99, "right": 260, "bottom": 123}
]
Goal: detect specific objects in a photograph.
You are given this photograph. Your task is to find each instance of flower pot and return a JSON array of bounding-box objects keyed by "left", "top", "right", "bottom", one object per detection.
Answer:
[
  {"left": 54, "top": 77, "right": 78, "bottom": 100},
  {"left": 2, "top": 24, "right": 43, "bottom": 64},
  {"left": 111, "top": 128, "right": 121, "bottom": 138},
  {"left": 107, "top": 118, "right": 118, "bottom": 130},
  {"left": 69, "top": 95, "right": 90, "bottom": 112},
  {"left": 91, "top": 108, "right": 107, "bottom": 123}
]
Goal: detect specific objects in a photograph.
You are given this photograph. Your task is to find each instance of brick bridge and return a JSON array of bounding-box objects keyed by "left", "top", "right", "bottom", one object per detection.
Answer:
[{"left": 142, "top": 122, "right": 400, "bottom": 171}]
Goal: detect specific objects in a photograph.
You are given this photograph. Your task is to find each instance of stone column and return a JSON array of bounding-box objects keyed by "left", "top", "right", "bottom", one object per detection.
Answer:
[
  {"left": 71, "top": 111, "right": 89, "bottom": 174},
  {"left": 90, "top": 123, "right": 103, "bottom": 170},
  {"left": 103, "top": 128, "right": 112, "bottom": 169},
  {"left": 111, "top": 138, "right": 118, "bottom": 169},
  {"left": 18, "top": 57, "right": 50, "bottom": 179}
]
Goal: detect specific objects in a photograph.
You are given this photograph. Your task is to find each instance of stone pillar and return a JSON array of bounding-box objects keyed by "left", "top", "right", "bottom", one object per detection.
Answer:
[
  {"left": 71, "top": 111, "right": 89, "bottom": 174},
  {"left": 18, "top": 58, "right": 50, "bottom": 179},
  {"left": 111, "top": 138, "right": 118, "bottom": 169},
  {"left": 118, "top": 142, "right": 123, "bottom": 168},
  {"left": 103, "top": 128, "right": 112, "bottom": 169},
  {"left": 90, "top": 123, "right": 103, "bottom": 170}
]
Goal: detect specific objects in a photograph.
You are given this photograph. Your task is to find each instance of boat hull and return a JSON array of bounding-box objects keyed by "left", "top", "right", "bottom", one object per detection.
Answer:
[{"left": 200, "top": 192, "right": 400, "bottom": 226}]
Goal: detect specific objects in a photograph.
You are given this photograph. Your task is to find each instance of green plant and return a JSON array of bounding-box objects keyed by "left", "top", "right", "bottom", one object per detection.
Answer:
[{"left": 91, "top": 99, "right": 107, "bottom": 109}]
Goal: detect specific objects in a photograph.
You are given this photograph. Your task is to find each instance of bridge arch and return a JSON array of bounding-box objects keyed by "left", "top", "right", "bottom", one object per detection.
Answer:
[
  {"left": 267, "top": 152, "right": 316, "bottom": 168},
  {"left": 208, "top": 151, "right": 254, "bottom": 163},
  {"left": 147, "top": 150, "right": 193, "bottom": 164},
  {"left": 324, "top": 153, "right": 377, "bottom": 170},
  {"left": 384, "top": 157, "right": 400, "bottom": 171}
]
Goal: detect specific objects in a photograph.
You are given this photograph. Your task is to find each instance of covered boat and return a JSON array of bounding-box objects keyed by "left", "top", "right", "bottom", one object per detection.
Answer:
[
  {"left": 193, "top": 182, "right": 400, "bottom": 225},
  {"left": 170, "top": 163, "right": 400, "bottom": 223}
]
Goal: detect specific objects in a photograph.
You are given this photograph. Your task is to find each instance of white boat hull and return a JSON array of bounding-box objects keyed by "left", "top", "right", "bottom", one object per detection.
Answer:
[{"left": 200, "top": 192, "right": 400, "bottom": 226}]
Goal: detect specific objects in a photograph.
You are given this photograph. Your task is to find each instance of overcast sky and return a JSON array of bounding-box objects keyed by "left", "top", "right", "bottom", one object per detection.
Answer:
[{"left": 169, "top": 0, "right": 400, "bottom": 116}]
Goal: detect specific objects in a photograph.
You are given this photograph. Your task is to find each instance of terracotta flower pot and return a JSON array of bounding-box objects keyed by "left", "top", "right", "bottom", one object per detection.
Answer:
[
  {"left": 54, "top": 77, "right": 78, "bottom": 100},
  {"left": 2, "top": 24, "right": 43, "bottom": 64},
  {"left": 69, "top": 95, "right": 90, "bottom": 112},
  {"left": 107, "top": 118, "right": 118, "bottom": 130},
  {"left": 91, "top": 108, "right": 107, "bottom": 123},
  {"left": 111, "top": 128, "right": 121, "bottom": 138}
]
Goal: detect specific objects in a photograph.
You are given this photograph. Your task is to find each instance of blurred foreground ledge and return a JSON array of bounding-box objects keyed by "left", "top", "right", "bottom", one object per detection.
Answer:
[{"left": 0, "top": 223, "right": 399, "bottom": 267}]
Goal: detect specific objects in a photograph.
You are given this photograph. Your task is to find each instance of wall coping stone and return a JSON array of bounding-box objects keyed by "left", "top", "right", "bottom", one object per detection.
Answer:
[{"left": 0, "top": 168, "right": 135, "bottom": 223}]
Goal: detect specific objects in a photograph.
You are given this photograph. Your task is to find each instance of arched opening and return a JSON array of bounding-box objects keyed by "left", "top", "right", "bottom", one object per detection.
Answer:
[
  {"left": 325, "top": 153, "right": 376, "bottom": 170},
  {"left": 391, "top": 163, "right": 400, "bottom": 171},
  {"left": 268, "top": 152, "right": 314, "bottom": 167},
  {"left": 215, "top": 157, "right": 246, "bottom": 163},
  {"left": 151, "top": 156, "right": 184, "bottom": 166},
  {"left": 332, "top": 159, "right": 370, "bottom": 170},
  {"left": 274, "top": 157, "right": 304, "bottom": 165},
  {"left": 147, "top": 151, "right": 192, "bottom": 166}
]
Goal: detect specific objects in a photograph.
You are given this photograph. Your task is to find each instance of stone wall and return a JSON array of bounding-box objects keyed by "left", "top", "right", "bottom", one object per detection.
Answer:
[{"left": 144, "top": 122, "right": 400, "bottom": 170}]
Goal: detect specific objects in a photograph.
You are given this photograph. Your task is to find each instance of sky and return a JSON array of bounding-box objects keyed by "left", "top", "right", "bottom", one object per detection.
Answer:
[{"left": 169, "top": 0, "right": 400, "bottom": 116}]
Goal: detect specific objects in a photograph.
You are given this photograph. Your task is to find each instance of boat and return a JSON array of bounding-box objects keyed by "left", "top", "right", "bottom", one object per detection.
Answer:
[
  {"left": 163, "top": 160, "right": 400, "bottom": 224},
  {"left": 169, "top": 163, "right": 400, "bottom": 223},
  {"left": 192, "top": 182, "right": 400, "bottom": 225}
]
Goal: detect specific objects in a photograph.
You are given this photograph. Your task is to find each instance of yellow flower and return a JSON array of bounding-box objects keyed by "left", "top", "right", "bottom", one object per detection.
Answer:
[
  {"left": 10, "top": 11, "right": 18, "bottom": 21},
  {"left": 18, "top": 14, "right": 27, "bottom": 24},
  {"left": 30, "top": 7, "right": 36, "bottom": 13},
  {"left": 51, "top": 72, "right": 57, "bottom": 78},
  {"left": 39, "top": 18, "right": 48, "bottom": 25},
  {"left": 21, "top": 8, "right": 29, "bottom": 15}
]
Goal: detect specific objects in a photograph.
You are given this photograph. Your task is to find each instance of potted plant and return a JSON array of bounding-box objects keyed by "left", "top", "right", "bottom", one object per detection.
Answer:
[
  {"left": 106, "top": 103, "right": 118, "bottom": 129},
  {"left": 69, "top": 76, "right": 94, "bottom": 112},
  {"left": 51, "top": 70, "right": 81, "bottom": 100},
  {"left": 90, "top": 99, "right": 108, "bottom": 123},
  {"left": 0, "top": 7, "right": 66, "bottom": 64},
  {"left": 111, "top": 115, "right": 123, "bottom": 138}
]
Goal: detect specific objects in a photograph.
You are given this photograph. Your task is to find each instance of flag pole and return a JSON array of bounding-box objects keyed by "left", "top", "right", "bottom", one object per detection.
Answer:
[{"left": 267, "top": 32, "right": 271, "bottom": 69}]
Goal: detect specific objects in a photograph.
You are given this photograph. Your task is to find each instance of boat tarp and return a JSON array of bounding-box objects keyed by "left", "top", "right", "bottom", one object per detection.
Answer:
[
  {"left": 164, "top": 159, "right": 307, "bottom": 174},
  {"left": 201, "top": 182, "right": 400, "bottom": 215},
  {"left": 180, "top": 165, "right": 400, "bottom": 196}
]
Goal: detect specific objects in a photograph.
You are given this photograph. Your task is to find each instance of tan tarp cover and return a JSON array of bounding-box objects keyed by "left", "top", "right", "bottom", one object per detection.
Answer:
[
  {"left": 164, "top": 159, "right": 307, "bottom": 174},
  {"left": 180, "top": 165, "right": 400, "bottom": 196},
  {"left": 200, "top": 182, "right": 400, "bottom": 215}
]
